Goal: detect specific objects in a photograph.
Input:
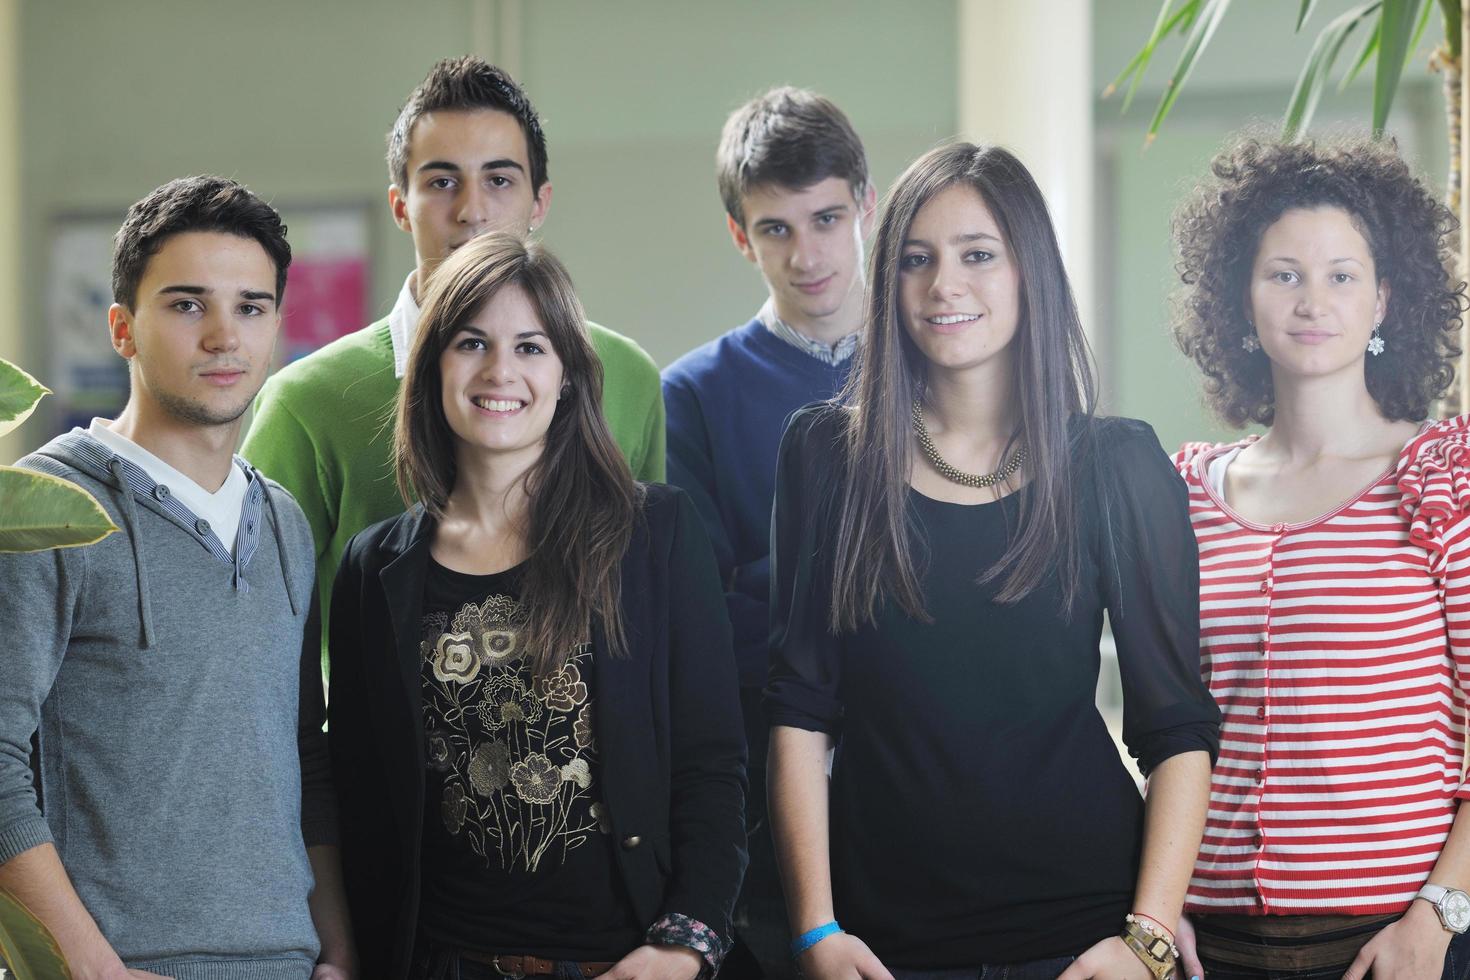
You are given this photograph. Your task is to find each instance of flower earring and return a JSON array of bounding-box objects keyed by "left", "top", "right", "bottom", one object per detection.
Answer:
[
  {"left": 1368, "top": 320, "right": 1385, "bottom": 356},
  {"left": 1241, "top": 331, "right": 1261, "bottom": 353}
]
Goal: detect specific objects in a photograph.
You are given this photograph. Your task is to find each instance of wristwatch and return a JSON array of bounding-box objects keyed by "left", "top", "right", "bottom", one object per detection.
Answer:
[{"left": 1417, "top": 883, "right": 1470, "bottom": 934}]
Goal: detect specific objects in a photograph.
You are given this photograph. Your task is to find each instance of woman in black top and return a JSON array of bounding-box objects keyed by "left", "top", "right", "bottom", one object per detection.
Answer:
[
  {"left": 327, "top": 233, "right": 746, "bottom": 980},
  {"left": 766, "top": 143, "right": 1220, "bottom": 980}
]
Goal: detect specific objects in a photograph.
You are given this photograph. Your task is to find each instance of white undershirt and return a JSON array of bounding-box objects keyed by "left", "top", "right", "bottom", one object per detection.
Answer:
[
  {"left": 1205, "top": 445, "right": 1244, "bottom": 500},
  {"left": 387, "top": 271, "right": 421, "bottom": 379},
  {"left": 88, "top": 419, "right": 249, "bottom": 553}
]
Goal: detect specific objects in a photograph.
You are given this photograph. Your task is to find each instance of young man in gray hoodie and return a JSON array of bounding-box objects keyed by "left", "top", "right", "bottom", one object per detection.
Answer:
[{"left": 0, "top": 177, "right": 354, "bottom": 980}]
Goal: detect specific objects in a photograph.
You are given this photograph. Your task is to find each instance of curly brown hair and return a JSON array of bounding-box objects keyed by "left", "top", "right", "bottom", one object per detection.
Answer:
[{"left": 1172, "top": 130, "right": 1463, "bottom": 427}]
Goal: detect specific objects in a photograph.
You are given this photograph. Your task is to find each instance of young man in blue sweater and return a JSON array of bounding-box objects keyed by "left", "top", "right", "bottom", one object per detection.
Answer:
[{"left": 661, "top": 87, "right": 873, "bottom": 979}]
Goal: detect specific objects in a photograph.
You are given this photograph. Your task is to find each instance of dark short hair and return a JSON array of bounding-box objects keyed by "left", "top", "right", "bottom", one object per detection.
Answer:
[
  {"left": 1173, "top": 129, "right": 1464, "bottom": 427},
  {"left": 112, "top": 176, "right": 291, "bottom": 310},
  {"left": 387, "top": 55, "right": 548, "bottom": 193},
  {"left": 716, "top": 86, "right": 868, "bottom": 226}
]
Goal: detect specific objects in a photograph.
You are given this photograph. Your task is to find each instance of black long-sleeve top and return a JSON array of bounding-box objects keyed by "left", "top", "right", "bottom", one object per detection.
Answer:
[
  {"left": 328, "top": 484, "right": 748, "bottom": 980},
  {"left": 765, "top": 405, "right": 1220, "bottom": 967}
]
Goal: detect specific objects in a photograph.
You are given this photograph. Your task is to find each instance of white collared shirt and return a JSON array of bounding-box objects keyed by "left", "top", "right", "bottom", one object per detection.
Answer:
[
  {"left": 757, "top": 298, "right": 858, "bottom": 366},
  {"left": 387, "top": 271, "right": 421, "bottom": 380},
  {"left": 87, "top": 419, "right": 250, "bottom": 553}
]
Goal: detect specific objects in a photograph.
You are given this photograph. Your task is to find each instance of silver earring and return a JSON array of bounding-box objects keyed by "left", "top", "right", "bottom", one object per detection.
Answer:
[
  {"left": 1368, "top": 321, "right": 1385, "bottom": 356},
  {"left": 1241, "top": 333, "right": 1261, "bottom": 353}
]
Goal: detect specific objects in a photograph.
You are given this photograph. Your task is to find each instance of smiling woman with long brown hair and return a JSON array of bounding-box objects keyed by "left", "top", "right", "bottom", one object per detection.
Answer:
[
  {"left": 325, "top": 232, "right": 746, "bottom": 980},
  {"left": 765, "top": 142, "right": 1219, "bottom": 980}
]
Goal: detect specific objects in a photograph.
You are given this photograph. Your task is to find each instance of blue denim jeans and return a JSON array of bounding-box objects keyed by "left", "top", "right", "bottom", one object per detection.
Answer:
[
  {"left": 888, "top": 957, "right": 1076, "bottom": 980},
  {"left": 1199, "top": 925, "right": 1470, "bottom": 980}
]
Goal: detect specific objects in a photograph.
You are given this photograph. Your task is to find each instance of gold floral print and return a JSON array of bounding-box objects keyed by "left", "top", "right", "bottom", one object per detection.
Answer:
[
  {"left": 443, "top": 783, "right": 468, "bottom": 833},
  {"left": 537, "top": 661, "right": 589, "bottom": 711},
  {"left": 467, "top": 739, "right": 511, "bottom": 795},
  {"left": 477, "top": 674, "right": 542, "bottom": 730},
  {"left": 510, "top": 753, "right": 563, "bottom": 804},
  {"left": 574, "top": 704, "right": 596, "bottom": 751},
  {"left": 421, "top": 589, "right": 607, "bottom": 873},
  {"left": 433, "top": 632, "right": 480, "bottom": 684}
]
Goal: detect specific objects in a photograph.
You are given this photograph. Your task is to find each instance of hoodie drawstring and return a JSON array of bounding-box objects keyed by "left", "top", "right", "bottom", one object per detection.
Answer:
[
  {"left": 108, "top": 457, "right": 156, "bottom": 650},
  {"left": 262, "top": 484, "right": 301, "bottom": 617}
]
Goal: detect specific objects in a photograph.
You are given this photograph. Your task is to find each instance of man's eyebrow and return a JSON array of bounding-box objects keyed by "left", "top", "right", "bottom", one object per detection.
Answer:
[
  {"left": 241, "top": 290, "right": 277, "bottom": 303},
  {"left": 416, "top": 158, "right": 527, "bottom": 175},
  {"left": 813, "top": 204, "right": 851, "bottom": 218},
  {"left": 158, "top": 284, "right": 207, "bottom": 296}
]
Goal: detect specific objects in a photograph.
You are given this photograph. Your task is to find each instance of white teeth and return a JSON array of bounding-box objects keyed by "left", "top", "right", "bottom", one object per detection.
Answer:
[
  {"left": 928, "top": 314, "right": 980, "bottom": 325},
  {"left": 472, "top": 397, "right": 524, "bottom": 412}
]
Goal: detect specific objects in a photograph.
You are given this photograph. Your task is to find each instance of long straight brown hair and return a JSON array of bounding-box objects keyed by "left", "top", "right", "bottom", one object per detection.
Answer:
[
  {"left": 394, "top": 232, "right": 640, "bottom": 674},
  {"left": 829, "top": 142, "right": 1098, "bottom": 632}
]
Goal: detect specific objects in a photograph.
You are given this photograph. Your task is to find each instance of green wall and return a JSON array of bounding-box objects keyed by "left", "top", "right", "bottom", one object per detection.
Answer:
[
  {"left": 8, "top": 0, "right": 957, "bottom": 452},
  {"left": 10, "top": 0, "right": 1457, "bottom": 459}
]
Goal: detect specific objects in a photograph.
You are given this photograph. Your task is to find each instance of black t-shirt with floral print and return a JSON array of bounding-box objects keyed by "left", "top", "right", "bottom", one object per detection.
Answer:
[{"left": 417, "top": 559, "right": 641, "bottom": 959}]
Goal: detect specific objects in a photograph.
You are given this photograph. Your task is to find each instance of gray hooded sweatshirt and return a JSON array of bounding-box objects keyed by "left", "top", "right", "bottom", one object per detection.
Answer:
[{"left": 0, "top": 430, "right": 337, "bottom": 979}]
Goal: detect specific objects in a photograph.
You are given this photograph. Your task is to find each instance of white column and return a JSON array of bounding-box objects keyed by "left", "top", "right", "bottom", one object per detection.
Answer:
[
  {"left": 0, "top": 0, "right": 20, "bottom": 464},
  {"left": 957, "top": 0, "right": 1095, "bottom": 339},
  {"left": 470, "top": 0, "right": 524, "bottom": 80}
]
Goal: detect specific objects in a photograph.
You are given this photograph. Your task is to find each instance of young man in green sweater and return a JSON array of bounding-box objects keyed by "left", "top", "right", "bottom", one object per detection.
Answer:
[{"left": 243, "top": 57, "right": 664, "bottom": 650}]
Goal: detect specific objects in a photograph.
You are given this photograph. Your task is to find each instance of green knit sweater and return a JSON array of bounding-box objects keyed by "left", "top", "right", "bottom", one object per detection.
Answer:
[{"left": 241, "top": 317, "right": 664, "bottom": 654}]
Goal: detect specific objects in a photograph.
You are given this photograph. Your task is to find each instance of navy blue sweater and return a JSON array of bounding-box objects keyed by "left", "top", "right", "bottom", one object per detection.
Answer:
[{"left": 662, "top": 317, "right": 851, "bottom": 687}]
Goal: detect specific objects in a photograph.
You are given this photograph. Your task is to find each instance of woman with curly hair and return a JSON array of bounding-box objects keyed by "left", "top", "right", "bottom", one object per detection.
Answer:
[
  {"left": 766, "top": 142, "right": 1220, "bottom": 980},
  {"left": 1171, "top": 132, "right": 1470, "bottom": 979},
  {"left": 326, "top": 232, "right": 746, "bottom": 980}
]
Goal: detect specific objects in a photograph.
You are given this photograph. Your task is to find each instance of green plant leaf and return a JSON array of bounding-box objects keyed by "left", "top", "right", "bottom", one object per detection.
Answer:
[
  {"left": 1285, "top": 1, "right": 1381, "bottom": 139},
  {"left": 1146, "top": 0, "right": 1235, "bottom": 144},
  {"left": 1373, "top": 0, "right": 1430, "bottom": 134},
  {"left": 1104, "top": 0, "right": 1194, "bottom": 112},
  {"left": 0, "top": 358, "right": 49, "bottom": 439},
  {"left": 1297, "top": 0, "right": 1319, "bottom": 31},
  {"left": 0, "top": 466, "right": 117, "bottom": 553},
  {"left": 1338, "top": 14, "right": 1381, "bottom": 91},
  {"left": 1410, "top": 0, "right": 1436, "bottom": 51},
  {"left": 0, "top": 887, "right": 72, "bottom": 979}
]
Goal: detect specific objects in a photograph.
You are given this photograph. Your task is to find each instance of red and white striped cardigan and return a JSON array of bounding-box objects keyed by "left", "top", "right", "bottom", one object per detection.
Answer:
[{"left": 1174, "top": 416, "right": 1470, "bottom": 915}]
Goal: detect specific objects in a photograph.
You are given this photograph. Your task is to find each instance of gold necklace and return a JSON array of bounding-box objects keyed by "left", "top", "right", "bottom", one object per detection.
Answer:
[{"left": 911, "top": 397, "right": 1025, "bottom": 489}]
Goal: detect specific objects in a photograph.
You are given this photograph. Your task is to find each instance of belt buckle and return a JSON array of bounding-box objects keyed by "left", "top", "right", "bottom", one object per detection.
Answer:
[{"left": 492, "top": 956, "right": 526, "bottom": 979}]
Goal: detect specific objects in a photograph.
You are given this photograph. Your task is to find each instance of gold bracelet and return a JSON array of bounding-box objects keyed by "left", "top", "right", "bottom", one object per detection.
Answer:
[{"left": 1120, "top": 919, "right": 1178, "bottom": 980}]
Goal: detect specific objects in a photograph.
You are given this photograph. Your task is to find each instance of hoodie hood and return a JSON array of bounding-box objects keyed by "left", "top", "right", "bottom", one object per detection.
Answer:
[{"left": 23, "top": 429, "right": 303, "bottom": 650}]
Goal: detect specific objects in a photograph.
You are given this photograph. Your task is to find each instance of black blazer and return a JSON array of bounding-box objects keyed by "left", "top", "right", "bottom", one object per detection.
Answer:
[{"left": 327, "top": 484, "right": 748, "bottom": 979}]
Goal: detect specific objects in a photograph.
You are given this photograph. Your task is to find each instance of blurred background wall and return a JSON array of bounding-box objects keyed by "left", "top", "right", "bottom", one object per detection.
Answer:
[{"left": 0, "top": 0, "right": 1451, "bottom": 463}]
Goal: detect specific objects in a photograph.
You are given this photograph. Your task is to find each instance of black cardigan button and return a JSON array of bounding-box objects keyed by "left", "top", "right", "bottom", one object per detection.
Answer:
[{"left": 621, "top": 835, "right": 642, "bottom": 850}]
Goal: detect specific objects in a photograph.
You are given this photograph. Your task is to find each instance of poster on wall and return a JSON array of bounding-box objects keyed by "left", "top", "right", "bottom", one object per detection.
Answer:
[
  {"left": 46, "top": 216, "right": 127, "bottom": 434},
  {"left": 278, "top": 207, "right": 371, "bottom": 365},
  {"left": 46, "top": 204, "right": 372, "bottom": 436}
]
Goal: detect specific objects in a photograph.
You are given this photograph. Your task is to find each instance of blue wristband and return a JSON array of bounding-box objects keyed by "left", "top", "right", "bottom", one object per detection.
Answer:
[{"left": 791, "top": 921, "right": 843, "bottom": 958}]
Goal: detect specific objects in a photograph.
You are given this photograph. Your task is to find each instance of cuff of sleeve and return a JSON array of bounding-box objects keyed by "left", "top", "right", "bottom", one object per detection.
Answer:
[
  {"left": 645, "top": 912, "right": 729, "bottom": 980},
  {"left": 1135, "top": 721, "right": 1220, "bottom": 777},
  {"left": 301, "top": 807, "right": 340, "bottom": 848},
  {"left": 0, "top": 815, "right": 54, "bottom": 865},
  {"left": 762, "top": 706, "right": 841, "bottom": 737}
]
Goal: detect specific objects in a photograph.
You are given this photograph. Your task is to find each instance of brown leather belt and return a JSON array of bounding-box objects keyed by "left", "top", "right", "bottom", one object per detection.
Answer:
[
  {"left": 1192, "top": 913, "right": 1401, "bottom": 971},
  {"left": 457, "top": 950, "right": 617, "bottom": 978}
]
